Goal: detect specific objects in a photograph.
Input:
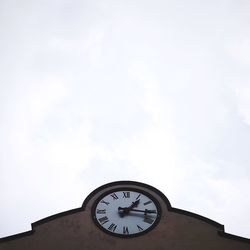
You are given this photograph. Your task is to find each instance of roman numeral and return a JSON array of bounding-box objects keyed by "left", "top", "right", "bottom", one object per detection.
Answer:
[
  {"left": 110, "top": 193, "right": 119, "bottom": 200},
  {"left": 100, "top": 200, "right": 110, "bottom": 206},
  {"left": 144, "top": 209, "right": 157, "bottom": 214},
  {"left": 137, "top": 225, "right": 144, "bottom": 232},
  {"left": 98, "top": 216, "right": 109, "bottom": 225},
  {"left": 136, "top": 193, "right": 141, "bottom": 200},
  {"left": 123, "top": 226, "right": 129, "bottom": 234},
  {"left": 143, "top": 200, "right": 152, "bottom": 206},
  {"left": 144, "top": 217, "right": 154, "bottom": 224},
  {"left": 123, "top": 191, "right": 130, "bottom": 198},
  {"left": 96, "top": 209, "right": 106, "bottom": 214},
  {"left": 108, "top": 223, "right": 117, "bottom": 232}
]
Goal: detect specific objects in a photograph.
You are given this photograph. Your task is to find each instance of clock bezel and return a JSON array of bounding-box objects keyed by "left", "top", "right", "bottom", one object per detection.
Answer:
[{"left": 91, "top": 187, "right": 162, "bottom": 238}]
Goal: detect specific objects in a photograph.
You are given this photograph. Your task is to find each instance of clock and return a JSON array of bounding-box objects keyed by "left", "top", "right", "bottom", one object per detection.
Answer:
[{"left": 91, "top": 187, "right": 161, "bottom": 237}]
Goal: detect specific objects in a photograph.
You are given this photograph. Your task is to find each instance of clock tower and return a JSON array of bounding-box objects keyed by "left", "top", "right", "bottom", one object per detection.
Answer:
[{"left": 0, "top": 181, "right": 249, "bottom": 250}]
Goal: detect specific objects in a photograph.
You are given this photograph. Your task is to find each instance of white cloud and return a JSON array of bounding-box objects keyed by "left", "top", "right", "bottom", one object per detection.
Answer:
[
  {"left": 226, "top": 38, "right": 250, "bottom": 64},
  {"left": 234, "top": 84, "right": 250, "bottom": 125},
  {"left": 1, "top": 0, "right": 250, "bottom": 240}
]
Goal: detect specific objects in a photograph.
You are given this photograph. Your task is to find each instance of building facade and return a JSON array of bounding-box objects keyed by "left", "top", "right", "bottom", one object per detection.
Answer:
[{"left": 0, "top": 181, "right": 249, "bottom": 250}]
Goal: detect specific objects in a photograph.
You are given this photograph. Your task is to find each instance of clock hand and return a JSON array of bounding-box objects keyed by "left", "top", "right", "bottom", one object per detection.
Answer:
[
  {"left": 118, "top": 199, "right": 141, "bottom": 217},
  {"left": 128, "top": 199, "right": 140, "bottom": 209},
  {"left": 129, "top": 209, "right": 157, "bottom": 214},
  {"left": 118, "top": 207, "right": 129, "bottom": 217},
  {"left": 118, "top": 207, "right": 156, "bottom": 217}
]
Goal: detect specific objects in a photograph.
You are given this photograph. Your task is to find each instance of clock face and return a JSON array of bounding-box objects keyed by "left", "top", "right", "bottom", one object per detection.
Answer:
[{"left": 92, "top": 188, "right": 161, "bottom": 237}]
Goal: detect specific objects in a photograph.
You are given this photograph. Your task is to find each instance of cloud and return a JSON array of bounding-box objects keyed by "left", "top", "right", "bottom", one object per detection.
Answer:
[
  {"left": 234, "top": 84, "right": 250, "bottom": 125},
  {"left": 226, "top": 38, "right": 250, "bottom": 64},
  {"left": 1, "top": 0, "right": 250, "bottom": 239}
]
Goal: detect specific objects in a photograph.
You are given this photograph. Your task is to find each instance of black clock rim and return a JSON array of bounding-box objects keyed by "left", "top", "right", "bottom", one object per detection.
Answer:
[{"left": 91, "top": 186, "right": 162, "bottom": 238}]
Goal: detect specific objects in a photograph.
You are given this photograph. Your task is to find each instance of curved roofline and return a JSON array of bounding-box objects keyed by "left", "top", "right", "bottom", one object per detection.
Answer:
[
  {"left": 170, "top": 207, "right": 224, "bottom": 229},
  {"left": 1, "top": 180, "right": 249, "bottom": 244},
  {"left": 82, "top": 180, "right": 172, "bottom": 209}
]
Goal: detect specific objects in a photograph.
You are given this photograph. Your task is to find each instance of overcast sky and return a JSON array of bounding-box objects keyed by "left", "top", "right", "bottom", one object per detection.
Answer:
[{"left": 1, "top": 0, "right": 250, "bottom": 239}]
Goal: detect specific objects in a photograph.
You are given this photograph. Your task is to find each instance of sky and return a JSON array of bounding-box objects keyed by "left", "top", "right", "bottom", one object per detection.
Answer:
[{"left": 1, "top": 0, "right": 250, "bottom": 239}]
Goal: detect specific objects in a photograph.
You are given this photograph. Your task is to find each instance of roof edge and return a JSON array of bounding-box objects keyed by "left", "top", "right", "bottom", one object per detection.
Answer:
[
  {"left": 218, "top": 231, "right": 250, "bottom": 244},
  {"left": 1, "top": 181, "right": 249, "bottom": 244},
  {"left": 170, "top": 207, "right": 224, "bottom": 229}
]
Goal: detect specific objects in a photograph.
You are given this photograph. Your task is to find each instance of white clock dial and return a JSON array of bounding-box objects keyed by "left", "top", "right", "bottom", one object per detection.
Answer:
[{"left": 92, "top": 189, "right": 161, "bottom": 237}]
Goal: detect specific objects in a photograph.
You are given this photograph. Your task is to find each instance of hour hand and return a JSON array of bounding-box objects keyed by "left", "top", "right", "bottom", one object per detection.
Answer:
[
  {"left": 129, "top": 199, "right": 140, "bottom": 209},
  {"left": 118, "top": 199, "right": 141, "bottom": 217}
]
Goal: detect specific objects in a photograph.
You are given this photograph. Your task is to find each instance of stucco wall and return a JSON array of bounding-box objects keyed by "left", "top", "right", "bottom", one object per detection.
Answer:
[{"left": 0, "top": 181, "right": 249, "bottom": 250}]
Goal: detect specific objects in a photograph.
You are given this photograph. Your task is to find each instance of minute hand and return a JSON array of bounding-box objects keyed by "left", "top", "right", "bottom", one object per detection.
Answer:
[{"left": 129, "top": 209, "right": 157, "bottom": 214}]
